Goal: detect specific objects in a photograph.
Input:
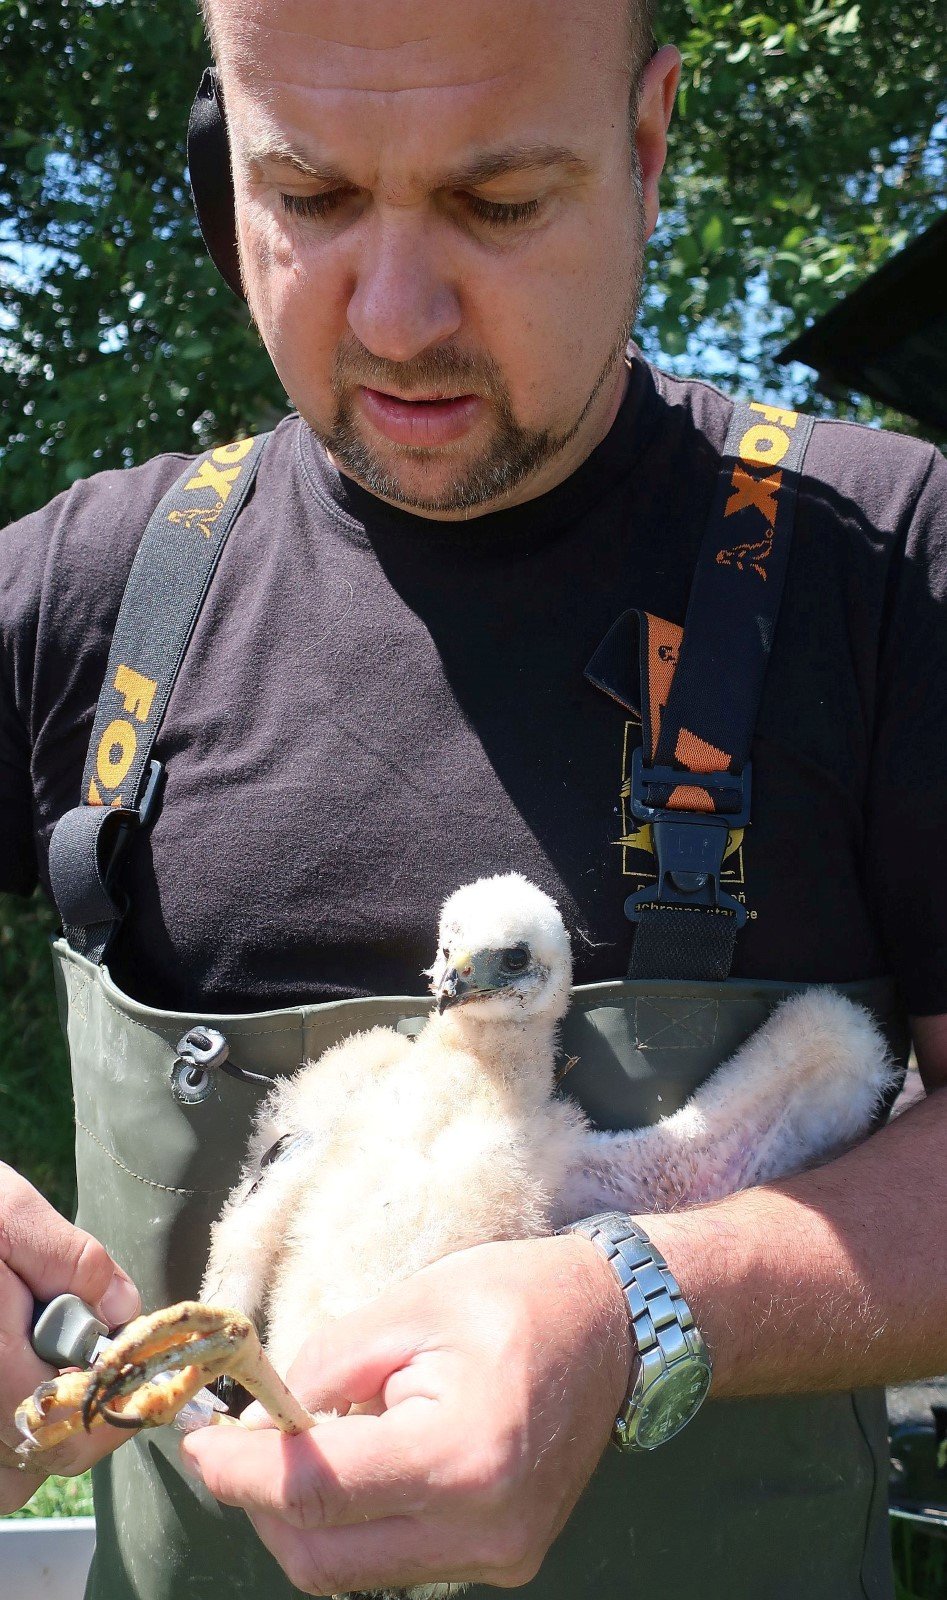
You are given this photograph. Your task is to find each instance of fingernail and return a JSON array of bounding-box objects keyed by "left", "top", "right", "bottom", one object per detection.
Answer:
[
  {"left": 238, "top": 1402, "right": 271, "bottom": 1430},
  {"left": 99, "top": 1272, "right": 141, "bottom": 1327}
]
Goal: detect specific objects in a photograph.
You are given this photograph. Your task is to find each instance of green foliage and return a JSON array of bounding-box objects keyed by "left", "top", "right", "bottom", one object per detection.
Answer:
[
  {"left": 891, "top": 1518, "right": 947, "bottom": 1599},
  {"left": 1, "top": 0, "right": 944, "bottom": 524},
  {"left": 0, "top": 0, "right": 287, "bottom": 526},
  {"left": 9, "top": 1470, "right": 94, "bottom": 1519},
  {"left": 645, "top": 1, "right": 946, "bottom": 404},
  {"left": 0, "top": 892, "right": 74, "bottom": 1217}
]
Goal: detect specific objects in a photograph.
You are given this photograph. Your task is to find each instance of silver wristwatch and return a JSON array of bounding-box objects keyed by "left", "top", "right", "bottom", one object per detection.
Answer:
[{"left": 564, "top": 1212, "right": 712, "bottom": 1452}]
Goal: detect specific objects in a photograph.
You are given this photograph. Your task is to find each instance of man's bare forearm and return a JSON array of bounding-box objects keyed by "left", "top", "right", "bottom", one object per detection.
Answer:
[{"left": 636, "top": 1086, "right": 947, "bottom": 1398}]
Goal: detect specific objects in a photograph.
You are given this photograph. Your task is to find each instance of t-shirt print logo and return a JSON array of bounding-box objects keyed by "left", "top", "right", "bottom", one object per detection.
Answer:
[{"left": 717, "top": 402, "right": 802, "bottom": 581}]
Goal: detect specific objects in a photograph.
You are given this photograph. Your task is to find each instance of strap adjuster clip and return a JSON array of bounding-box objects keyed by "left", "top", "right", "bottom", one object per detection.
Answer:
[
  {"left": 624, "top": 748, "right": 750, "bottom": 926},
  {"left": 102, "top": 759, "right": 166, "bottom": 891},
  {"left": 135, "top": 758, "right": 165, "bottom": 830}
]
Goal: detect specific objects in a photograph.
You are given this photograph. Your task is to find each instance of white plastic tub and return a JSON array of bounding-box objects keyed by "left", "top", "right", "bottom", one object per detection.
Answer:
[{"left": 0, "top": 1517, "right": 95, "bottom": 1600}]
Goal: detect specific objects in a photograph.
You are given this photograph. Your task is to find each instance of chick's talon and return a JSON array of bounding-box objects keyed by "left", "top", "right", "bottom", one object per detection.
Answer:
[
  {"left": 14, "top": 1368, "right": 142, "bottom": 1457},
  {"left": 15, "top": 1301, "right": 315, "bottom": 1458}
]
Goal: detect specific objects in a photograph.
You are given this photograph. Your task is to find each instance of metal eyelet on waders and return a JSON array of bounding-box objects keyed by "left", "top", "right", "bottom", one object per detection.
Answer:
[
  {"left": 170, "top": 1025, "right": 275, "bottom": 1103},
  {"left": 170, "top": 1027, "right": 230, "bottom": 1105}
]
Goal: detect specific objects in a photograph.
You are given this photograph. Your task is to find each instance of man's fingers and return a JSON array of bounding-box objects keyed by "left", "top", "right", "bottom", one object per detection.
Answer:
[
  {"left": 0, "top": 1164, "right": 140, "bottom": 1325},
  {"left": 182, "top": 1399, "right": 443, "bottom": 1529},
  {"left": 0, "top": 1449, "right": 49, "bottom": 1516},
  {"left": 245, "top": 1507, "right": 502, "bottom": 1597},
  {"left": 287, "top": 1319, "right": 414, "bottom": 1415},
  {"left": 280, "top": 1287, "right": 438, "bottom": 1416},
  {"left": 0, "top": 1260, "right": 61, "bottom": 1450},
  {"left": 0, "top": 1263, "right": 138, "bottom": 1478}
]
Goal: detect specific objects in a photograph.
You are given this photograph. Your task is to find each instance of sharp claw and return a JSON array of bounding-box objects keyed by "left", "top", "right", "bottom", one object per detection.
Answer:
[
  {"left": 80, "top": 1388, "right": 99, "bottom": 1433},
  {"left": 15, "top": 1372, "right": 94, "bottom": 1453},
  {"left": 98, "top": 1404, "right": 145, "bottom": 1430},
  {"left": 82, "top": 1360, "right": 153, "bottom": 1432},
  {"left": 14, "top": 1425, "right": 40, "bottom": 1457},
  {"left": 16, "top": 1380, "right": 60, "bottom": 1444}
]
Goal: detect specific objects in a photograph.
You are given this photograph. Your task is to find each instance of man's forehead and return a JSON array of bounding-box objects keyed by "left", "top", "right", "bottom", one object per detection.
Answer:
[
  {"left": 213, "top": 0, "right": 631, "bottom": 192},
  {"left": 212, "top": 0, "right": 630, "bottom": 95}
]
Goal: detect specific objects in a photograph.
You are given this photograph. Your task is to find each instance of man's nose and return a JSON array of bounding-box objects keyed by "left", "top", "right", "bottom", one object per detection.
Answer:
[{"left": 346, "top": 210, "right": 462, "bottom": 365}]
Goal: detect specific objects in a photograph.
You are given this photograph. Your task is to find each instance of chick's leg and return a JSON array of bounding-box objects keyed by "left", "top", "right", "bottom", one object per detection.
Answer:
[
  {"left": 555, "top": 990, "right": 896, "bottom": 1222},
  {"left": 18, "top": 1123, "right": 320, "bottom": 1457},
  {"left": 16, "top": 1304, "right": 314, "bottom": 1458}
]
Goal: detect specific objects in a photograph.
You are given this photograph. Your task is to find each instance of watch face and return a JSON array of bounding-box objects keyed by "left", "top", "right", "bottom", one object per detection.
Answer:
[{"left": 635, "top": 1364, "right": 711, "bottom": 1449}]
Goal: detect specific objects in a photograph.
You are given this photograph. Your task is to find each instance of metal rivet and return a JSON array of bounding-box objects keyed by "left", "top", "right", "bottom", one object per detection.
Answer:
[{"left": 170, "top": 1057, "right": 214, "bottom": 1105}]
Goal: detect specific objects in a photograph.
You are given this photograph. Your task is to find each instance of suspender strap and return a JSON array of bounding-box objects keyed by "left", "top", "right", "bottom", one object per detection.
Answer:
[
  {"left": 648, "top": 399, "right": 814, "bottom": 803},
  {"left": 49, "top": 433, "right": 270, "bottom": 963},
  {"left": 586, "top": 397, "right": 815, "bottom": 980}
]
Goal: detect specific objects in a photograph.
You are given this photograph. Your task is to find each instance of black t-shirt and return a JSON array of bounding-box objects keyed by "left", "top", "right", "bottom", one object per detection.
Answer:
[{"left": 2, "top": 358, "right": 946, "bottom": 1015}]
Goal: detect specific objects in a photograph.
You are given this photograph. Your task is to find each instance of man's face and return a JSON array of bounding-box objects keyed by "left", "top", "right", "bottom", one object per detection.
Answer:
[{"left": 213, "top": 0, "right": 678, "bottom": 517}]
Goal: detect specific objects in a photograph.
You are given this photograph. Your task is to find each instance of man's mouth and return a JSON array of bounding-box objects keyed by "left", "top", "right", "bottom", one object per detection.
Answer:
[{"left": 356, "top": 385, "right": 484, "bottom": 448}]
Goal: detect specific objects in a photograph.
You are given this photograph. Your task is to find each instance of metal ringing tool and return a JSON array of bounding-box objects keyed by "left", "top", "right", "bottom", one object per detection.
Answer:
[{"left": 31, "top": 1294, "right": 112, "bottom": 1370}]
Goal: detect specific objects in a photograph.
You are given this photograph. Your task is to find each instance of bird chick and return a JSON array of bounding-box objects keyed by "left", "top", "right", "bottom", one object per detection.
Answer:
[{"left": 202, "top": 873, "right": 585, "bottom": 1377}]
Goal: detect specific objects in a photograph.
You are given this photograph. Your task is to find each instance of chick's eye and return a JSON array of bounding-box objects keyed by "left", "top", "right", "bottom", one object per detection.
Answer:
[{"left": 502, "top": 945, "right": 530, "bottom": 973}]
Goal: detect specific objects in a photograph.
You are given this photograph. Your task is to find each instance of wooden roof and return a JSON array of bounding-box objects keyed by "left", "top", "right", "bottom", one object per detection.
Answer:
[{"left": 778, "top": 212, "right": 947, "bottom": 436}]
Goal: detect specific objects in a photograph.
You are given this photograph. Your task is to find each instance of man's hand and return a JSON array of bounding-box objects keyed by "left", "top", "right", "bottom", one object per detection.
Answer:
[
  {"left": 0, "top": 1163, "right": 141, "bottom": 1512},
  {"left": 180, "top": 1236, "right": 631, "bottom": 1597}
]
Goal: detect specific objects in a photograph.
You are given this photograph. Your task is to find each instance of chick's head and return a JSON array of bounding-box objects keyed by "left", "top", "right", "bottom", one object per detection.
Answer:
[{"left": 426, "top": 873, "right": 572, "bottom": 1023}]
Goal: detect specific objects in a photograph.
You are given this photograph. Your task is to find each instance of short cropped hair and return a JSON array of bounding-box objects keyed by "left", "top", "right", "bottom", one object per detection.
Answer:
[
  {"left": 199, "top": 1, "right": 657, "bottom": 90},
  {"left": 631, "top": 1, "right": 657, "bottom": 85}
]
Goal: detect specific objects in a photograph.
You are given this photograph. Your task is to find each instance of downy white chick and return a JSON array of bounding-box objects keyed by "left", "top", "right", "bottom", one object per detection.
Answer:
[
  {"left": 201, "top": 873, "right": 586, "bottom": 1375},
  {"left": 198, "top": 872, "right": 896, "bottom": 1600},
  {"left": 203, "top": 869, "right": 896, "bottom": 1375}
]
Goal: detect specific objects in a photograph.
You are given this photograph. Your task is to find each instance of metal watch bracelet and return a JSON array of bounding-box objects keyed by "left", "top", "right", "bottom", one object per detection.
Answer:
[{"left": 562, "top": 1211, "right": 712, "bottom": 1452}]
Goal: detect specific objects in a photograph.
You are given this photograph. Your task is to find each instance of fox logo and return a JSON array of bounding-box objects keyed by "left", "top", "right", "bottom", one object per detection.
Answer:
[
  {"left": 718, "top": 402, "right": 800, "bottom": 581},
  {"left": 716, "top": 532, "right": 774, "bottom": 580}
]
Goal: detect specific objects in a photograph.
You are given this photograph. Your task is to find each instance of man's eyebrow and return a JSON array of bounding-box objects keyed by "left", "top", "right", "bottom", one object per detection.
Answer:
[
  {"left": 440, "top": 145, "right": 592, "bottom": 186},
  {"left": 244, "top": 140, "right": 591, "bottom": 187},
  {"left": 244, "top": 141, "right": 345, "bottom": 182}
]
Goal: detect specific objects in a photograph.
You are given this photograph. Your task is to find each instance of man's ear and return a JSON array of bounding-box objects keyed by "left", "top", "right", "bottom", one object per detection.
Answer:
[
  {"left": 634, "top": 44, "right": 681, "bottom": 242},
  {"left": 188, "top": 67, "right": 246, "bottom": 300}
]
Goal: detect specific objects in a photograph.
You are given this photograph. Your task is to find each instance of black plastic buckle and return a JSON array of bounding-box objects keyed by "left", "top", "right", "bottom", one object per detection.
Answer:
[
  {"left": 135, "top": 758, "right": 165, "bottom": 830},
  {"left": 101, "top": 759, "right": 166, "bottom": 894},
  {"left": 624, "top": 748, "right": 750, "bottom": 926}
]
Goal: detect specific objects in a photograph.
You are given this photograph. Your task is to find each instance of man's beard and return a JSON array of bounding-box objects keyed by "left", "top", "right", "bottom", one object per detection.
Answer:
[
  {"left": 312, "top": 197, "right": 645, "bottom": 515},
  {"left": 319, "top": 311, "right": 637, "bottom": 516}
]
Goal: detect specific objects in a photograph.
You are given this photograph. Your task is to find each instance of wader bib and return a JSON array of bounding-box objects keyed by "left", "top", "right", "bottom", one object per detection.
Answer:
[{"left": 46, "top": 409, "right": 910, "bottom": 1600}]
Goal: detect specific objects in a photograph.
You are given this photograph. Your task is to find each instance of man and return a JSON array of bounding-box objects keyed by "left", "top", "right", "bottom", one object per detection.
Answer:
[{"left": 1, "top": 1, "right": 946, "bottom": 1597}]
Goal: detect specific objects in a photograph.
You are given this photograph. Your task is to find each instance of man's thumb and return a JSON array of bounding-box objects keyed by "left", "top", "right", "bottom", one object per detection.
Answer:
[
  {"left": 0, "top": 1163, "right": 140, "bottom": 1327},
  {"left": 277, "top": 1298, "right": 422, "bottom": 1418}
]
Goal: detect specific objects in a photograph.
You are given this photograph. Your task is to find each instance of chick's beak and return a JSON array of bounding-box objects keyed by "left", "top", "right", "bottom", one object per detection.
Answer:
[{"left": 434, "top": 951, "right": 474, "bottom": 1013}]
